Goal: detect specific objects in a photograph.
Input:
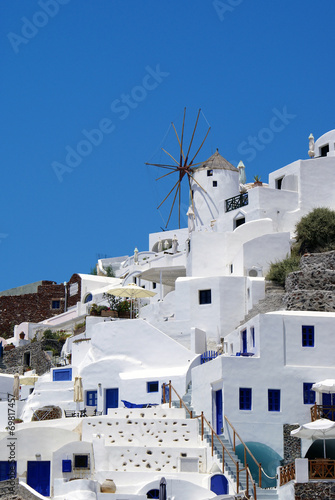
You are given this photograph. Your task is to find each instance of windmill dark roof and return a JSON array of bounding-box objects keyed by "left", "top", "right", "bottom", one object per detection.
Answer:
[{"left": 194, "top": 149, "right": 238, "bottom": 172}]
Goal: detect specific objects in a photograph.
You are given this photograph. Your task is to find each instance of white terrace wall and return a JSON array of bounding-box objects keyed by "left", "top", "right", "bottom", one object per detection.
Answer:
[{"left": 174, "top": 276, "right": 247, "bottom": 340}]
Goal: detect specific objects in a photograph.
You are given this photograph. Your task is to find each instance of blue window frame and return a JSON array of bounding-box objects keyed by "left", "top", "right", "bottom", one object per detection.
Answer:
[
  {"left": 62, "top": 460, "right": 72, "bottom": 473},
  {"left": 52, "top": 300, "right": 60, "bottom": 309},
  {"left": 199, "top": 289, "right": 211, "bottom": 305},
  {"left": 53, "top": 368, "right": 72, "bottom": 381},
  {"left": 86, "top": 390, "right": 97, "bottom": 406},
  {"left": 302, "top": 325, "right": 314, "bottom": 346},
  {"left": 147, "top": 381, "right": 159, "bottom": 393},
  {"left": 239, "top": 388, "right": 252, "bottom": 410},
  {"left": 303, "top": 383, "right": 316, "bottom": 404},
  {"left": 268, "top": 389, "right": 280, "bottom": 411}
]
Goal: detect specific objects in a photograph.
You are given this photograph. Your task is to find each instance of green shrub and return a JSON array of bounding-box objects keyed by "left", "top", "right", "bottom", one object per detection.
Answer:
[
  {"left": 295, "top": 207, "right": 335, "bottom": 254},
  {"left": 266, "top": 254, "right": 301, "bottom": 286}
]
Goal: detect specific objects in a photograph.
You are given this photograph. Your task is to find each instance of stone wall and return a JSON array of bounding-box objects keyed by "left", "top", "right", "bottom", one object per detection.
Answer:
[
  {"left": 0, "top": 274, "right": 82, "bottom": 338},
  {"left": 0, "top": 340, "right": 55, "bottom": 375},
  {"left": 0, "top": 479, "right": 46, "bottom": 500},
  {"left": 295, "top": 481, "right": 335, "bottom": 499},
  {"left": 284, "top": 251, "right": 335, "bottom": 311},
  {"left": 283, "top": 424, "right": 301, "bottom": 465}
]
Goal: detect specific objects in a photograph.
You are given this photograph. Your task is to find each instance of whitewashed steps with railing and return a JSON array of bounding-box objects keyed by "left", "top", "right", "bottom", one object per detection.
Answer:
[{"left": 172, "top": 383, "right": 279, "bottom": 500}]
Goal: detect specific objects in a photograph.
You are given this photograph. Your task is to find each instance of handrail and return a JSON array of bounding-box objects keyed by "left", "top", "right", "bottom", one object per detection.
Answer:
[
  {"left": 225, "top": 414, "right": 262, "bottom": 488},
  {"left": 164, "top": 381, "right": 257, "bottom": 499},
  {"left": 310, "top": 403, "right": 335, "bottom": 421}
]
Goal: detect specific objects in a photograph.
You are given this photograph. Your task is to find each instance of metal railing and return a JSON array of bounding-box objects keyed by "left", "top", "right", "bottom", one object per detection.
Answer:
[
  {"left": 163, "top": 380, "right": 257, "bottom": 499},
  {"left": 225, "top": 193, "right": 249, "bottom": 213},
  {"left": 311, "top": 403, "right": 335, "bottom": 421}
]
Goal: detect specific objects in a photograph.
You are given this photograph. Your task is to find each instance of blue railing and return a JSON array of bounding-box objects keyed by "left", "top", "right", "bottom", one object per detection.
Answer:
[{"left": 201, "top": 351, "right": 219, "bottom": 364}]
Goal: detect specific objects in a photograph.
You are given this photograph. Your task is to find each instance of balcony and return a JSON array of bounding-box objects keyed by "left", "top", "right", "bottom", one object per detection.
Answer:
[
  {"left": 311, "top": 403, "right": 335, "bottom": 421},
  {"left": 225, "top": 193, "right": 249, "bottom": 212}
]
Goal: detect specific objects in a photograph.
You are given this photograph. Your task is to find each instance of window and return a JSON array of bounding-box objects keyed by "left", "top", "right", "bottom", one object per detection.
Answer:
[
  {"left": 275, "top": 177, "right": 284, "bottom": 190},
  {"left": 74, "top": 454, "right": 89, "bottom": 469},
  {"left": 153, "top": 282, "right": 156, "bottom": 289},
  {"left": 199, "top": 289, "right": 211, "bottom": 305},
  {"left": 62, "top": 460, "right": 72, "bottom": 473},
  {"left": 86, "top": 390, "right": 97, "bottom": 406},
  {"left": 147, "top": 381, "right": 159, "bottom": 393},
  {"left": 53, "top": 368, "right": 72, "bottom": 381},
  {"left": 84, "top": 293, "right": 92, "bottom": 303},
  {"left": 230, "top": 264, "right": 233, "bottom": 274},
  {"left": 52, "top": 300, "right": 60, "bottom": 309},
  {"left": 207, "top": 170, "right": 213, "bottom": 176},
  {"left": 235, "top": 217, "right": 245, "bottom": 228},
  {"left": 302, "top": 325, "right": 314, "bottom": 347},
  {"left": 303, "top": 383, "right": 316, "bottom": 404},
  {"left": 320, "top": 144, "right": 329, "bottom": 157},
  {"left": 241, "top": 330, "right": 247, "bottom": 354},
  {"left": 251, "top": 327, "right": 255, "bottom": 347},
  {"left": 239, "top": 388, "right": 252, "bottom": 410},
  {"left": 147, "top": 490, "right": 160, "bottom": 499},
  {"left": 268, "top": 389, "right": 280, "bottom": 411},
  {"left": 213, "top": 180, "right": 217, "bottom": 187}
]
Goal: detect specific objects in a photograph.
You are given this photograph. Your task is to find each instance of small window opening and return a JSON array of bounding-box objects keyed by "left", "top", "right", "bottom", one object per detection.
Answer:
[
  {"left": 207, "top": 170, "right": 213, "bottom": 176},
  {"left": 74, "top": 454, "right": 89, "bottom": 469},
  {"left": 235, "top": 217, "right": 245, "bottom": 228},
  {"left": 320, "top": 144, "right": 329, "bottom": 157},
  {"left": 213, "top": 180, "right": 217, "bottom": 187},
  {"left": 153, "top": 282, "right": 156, "bottom": 289},
  {"left": 199, "top": 289, "right": 211, "bottom": 304},
  {"left": 147, "top": 381, "right": 159, "bottom": 393},
  {"left": 275, "top": 177, "right": 284, "bottom": 190},
  {"left": 52, "top": 300, "right": 60, "bottom": 309},
  {"left": 23, "top": 352, "right": 31, "bottom": 366}
]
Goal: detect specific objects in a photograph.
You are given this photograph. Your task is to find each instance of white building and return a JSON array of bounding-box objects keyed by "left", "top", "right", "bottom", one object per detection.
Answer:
[{"left": 1, "top": 129, "right": 335, "bottom": 499}]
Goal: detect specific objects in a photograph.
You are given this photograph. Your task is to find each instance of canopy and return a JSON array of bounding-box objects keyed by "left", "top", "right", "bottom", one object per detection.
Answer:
[
  {"left": 312, "top": 379, "right": 335, "bottom": 394},
  {"left": 13, "top": 373, "right": 20, "bottom": 401},
  {"left": 107, "top": 283, "right": 156, "bottom": 318},
  {"left": 291, "top": 419, "right": 335, "bottom": 458},
  {"left": 73, "top": 376, "right": 83, "bottom": 403}
]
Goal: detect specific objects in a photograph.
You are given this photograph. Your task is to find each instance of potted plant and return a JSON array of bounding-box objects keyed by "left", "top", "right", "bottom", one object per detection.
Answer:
[{"left": 253, "top": 175, "right": 263, "bottom": 187}]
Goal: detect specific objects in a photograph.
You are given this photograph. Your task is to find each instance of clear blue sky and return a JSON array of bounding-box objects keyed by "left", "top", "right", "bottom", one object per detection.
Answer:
[{"left": 1, "top": 0, "right": 335, "bottom": 291}]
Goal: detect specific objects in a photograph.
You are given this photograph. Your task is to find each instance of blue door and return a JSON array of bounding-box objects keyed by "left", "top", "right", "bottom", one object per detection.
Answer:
[
  {"left": 0, "top": 461, "right": 16, "bottom": 481},
  {"left": 27, "top": 461, "right": 50, "bottom": 496},
  {"left": 215, "top": 390, "right": 223, "bottom": 435},
  {"left": 242, "top": 330, "right": 247, "bottom": 354},
  {"left": 105, "top": 388, "right": 119, "bottom": 414},
  {"left": 211, "top": 474, "right": 228, "bottom": 495}
]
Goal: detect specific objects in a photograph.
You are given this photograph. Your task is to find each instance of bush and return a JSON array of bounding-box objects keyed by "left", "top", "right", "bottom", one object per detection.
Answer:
[
  {"left": 266, "top": 254, "right": 301, "bottom": 286},
  {"left": 295, "top": 207, "right": 335, "bottom": 254}
]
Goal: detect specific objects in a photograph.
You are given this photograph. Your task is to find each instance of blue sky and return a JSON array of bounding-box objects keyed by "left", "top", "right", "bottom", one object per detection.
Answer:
[{"left": 1, "top": 0, "right": 335, "bottom": 291}]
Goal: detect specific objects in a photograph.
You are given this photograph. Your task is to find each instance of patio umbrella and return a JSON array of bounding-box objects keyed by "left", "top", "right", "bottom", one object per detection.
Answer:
[
  {"left": 107, "top": 283, "right": 156, "bottom": 318},
  {"left": 159, "top": 477, "right": 167, "bottom": 500},
  {"left": 291, "top": 419, "right": 335, "bottom": 458},
  {"left": 312, "top": 380, "right": 335, "bottom": 393},
  {"left": 74, "top": 376, "right": 83, "bottom": 411},
  {"left": 13, "top": 373, "right": 20, "bottom": 401}
]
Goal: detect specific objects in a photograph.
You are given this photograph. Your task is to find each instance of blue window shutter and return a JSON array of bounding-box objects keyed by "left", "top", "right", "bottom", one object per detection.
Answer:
[
  {"left": 62, "top": 460, "right": 72, "bottom": 473},
  {"left": 303, "top": 383, "right": 316, "bottom": 404},
  {"left": 239, "top": 388, "right": 252, "bottom": 410},
  {"left": 53, "top": 368, "right": 72, "bottom": 381},
  {"left": 86, "top": 391, "right": 97, "bottom": 406},
  {"left": 268, "top": 389, "right": 280, "bottom": 411},
  {"left": 302, "top": 325, "right": 314, "bottom": 347}
]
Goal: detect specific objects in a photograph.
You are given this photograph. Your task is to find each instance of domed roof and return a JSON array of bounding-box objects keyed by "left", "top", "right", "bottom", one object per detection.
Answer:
[{"left": 193, "top": 149, "right": 238, "bottom": 172}]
